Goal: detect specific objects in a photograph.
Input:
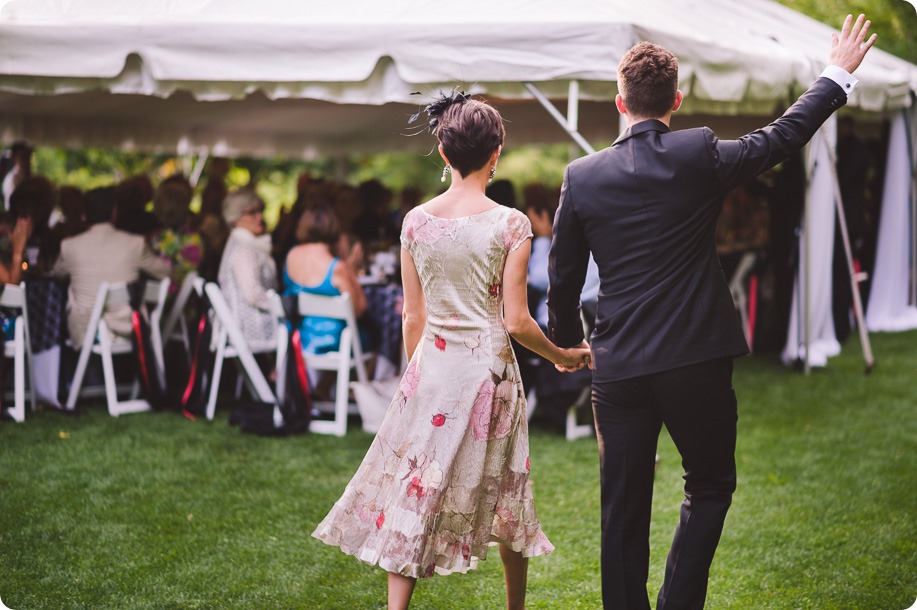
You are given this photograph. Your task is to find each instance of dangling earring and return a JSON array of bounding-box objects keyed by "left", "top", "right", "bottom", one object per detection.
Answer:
[
  {"left": 489, "top": 165, "right": 496, "bottom": 182},
  {"left": 441, "top": 165, "right": 451, "bottom": 183}
]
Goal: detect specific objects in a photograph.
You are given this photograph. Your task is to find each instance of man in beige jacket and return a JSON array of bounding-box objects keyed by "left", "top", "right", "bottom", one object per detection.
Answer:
[{"left": 53, "top": 186, "right": 170, "bottom": 349}]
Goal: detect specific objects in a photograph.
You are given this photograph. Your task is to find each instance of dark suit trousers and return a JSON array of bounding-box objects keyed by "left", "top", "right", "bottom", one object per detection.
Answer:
[{"left": 592, "top": 358, "right": 737, "bottom": 610}]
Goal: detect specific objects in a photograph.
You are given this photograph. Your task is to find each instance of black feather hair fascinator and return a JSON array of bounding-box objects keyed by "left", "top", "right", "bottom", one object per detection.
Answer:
[{"left": 408, "top": 88, "right": 472, "bottom": 134}]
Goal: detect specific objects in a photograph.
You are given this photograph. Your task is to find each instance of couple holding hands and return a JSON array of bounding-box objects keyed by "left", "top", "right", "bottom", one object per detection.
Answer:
[{"left": 314, "top": 14, "right": 876, "bottom": 610}]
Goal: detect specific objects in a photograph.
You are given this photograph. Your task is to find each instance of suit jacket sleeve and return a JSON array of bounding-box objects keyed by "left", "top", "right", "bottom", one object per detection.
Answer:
[
  {"left": 708, "top": 76, "right": 847, "bottom": 192},
  {"left": 547, "top": 167, "right": 589, "bottom": 347}
]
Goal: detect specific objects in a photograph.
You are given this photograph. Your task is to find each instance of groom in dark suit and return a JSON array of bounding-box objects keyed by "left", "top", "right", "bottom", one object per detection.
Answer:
[{"left": 547, "top": 15, "right": 876, "bottom": 610}]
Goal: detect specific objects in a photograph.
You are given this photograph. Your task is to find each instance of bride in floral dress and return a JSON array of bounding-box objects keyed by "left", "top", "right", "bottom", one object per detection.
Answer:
[{"left": 313, "top": 92, "right": 592, "bottom": 610}]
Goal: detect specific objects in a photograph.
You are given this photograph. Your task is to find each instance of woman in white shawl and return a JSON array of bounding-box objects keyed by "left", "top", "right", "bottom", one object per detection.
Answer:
[{"left": 217, "top": 189, "right": 277, "bottom": 352}]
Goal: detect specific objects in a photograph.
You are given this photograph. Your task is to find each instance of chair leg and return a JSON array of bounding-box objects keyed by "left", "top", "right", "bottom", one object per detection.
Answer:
[
  {"left": 99, "top": 323, "right": 122, "bottom": 416},
  {"left": 66, "top": 335, "right": 95, "bottom": 411},
  {"left": 333, "top": 347, "right": 351, "bottom": 437},
  {"left": 179, "top": 316, "right": 192, "bottom": 367},
  {"left": 8, "top": 319, "right": 25, "bottom": 423},
  {"left": 206, "top": 328, "right": 228, "bottom": 421},
  {"left": 99, "top": 323, "right": 151, "bottom": 417},
  {"left": 565, "top": 385, "right": 594, "bottom": 441},
  {"left": 23, "top": 322, "right": 37, "bottom": 413}
]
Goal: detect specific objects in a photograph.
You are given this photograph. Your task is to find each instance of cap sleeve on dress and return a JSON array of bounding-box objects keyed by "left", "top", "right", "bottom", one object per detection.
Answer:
[
  {"left": 504, "top": 209, "right": 533, "bottom": 253},
  {"left": 400, "top": 208, "right": 419, "bottom": 251}
]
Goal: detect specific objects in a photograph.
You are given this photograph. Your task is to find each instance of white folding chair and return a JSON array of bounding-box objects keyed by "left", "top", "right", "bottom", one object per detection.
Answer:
[
  {"left": 728, "top": 251, "right": 757, "bottom": 346},
  {"left": 161, "top": 270, "right": 201, "bottom": 364},
  {"left": 297, "top": 292, "right": 368, "bottom": 437},
  {"left": 66, "top": 278, "right": 170, "bottom": 416},
  {"left": 0, "top": 282, "right": 36, "bottom": 422},
  {"left": 203, "top": 282, "right": 282, "bottom": 423}
]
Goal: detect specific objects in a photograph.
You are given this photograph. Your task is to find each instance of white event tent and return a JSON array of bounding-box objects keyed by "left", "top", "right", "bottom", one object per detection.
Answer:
[{"left": 1, "top": 0, "right": 915, "bottom": 367}]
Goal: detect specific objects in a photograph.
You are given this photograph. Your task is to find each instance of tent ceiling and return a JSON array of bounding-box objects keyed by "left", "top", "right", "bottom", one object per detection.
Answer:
[{"left": 1, "top": 0, "right": 915, "bottom": 156}]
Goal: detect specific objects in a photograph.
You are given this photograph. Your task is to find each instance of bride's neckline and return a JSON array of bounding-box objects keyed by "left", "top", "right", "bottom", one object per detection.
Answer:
[{"left": 418, "top": 205, "right": 502, "bottom": 221}]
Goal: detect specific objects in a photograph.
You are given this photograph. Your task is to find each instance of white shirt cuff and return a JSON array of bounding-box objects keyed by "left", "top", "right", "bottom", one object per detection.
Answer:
[{"left": 821, "top": 65, "right": 858, "bottom": 96}]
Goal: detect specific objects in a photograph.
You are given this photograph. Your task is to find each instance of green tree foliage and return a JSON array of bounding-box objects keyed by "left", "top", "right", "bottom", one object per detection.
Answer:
[{"left": 775, "top": 0, "right": 916, "bottom": 64}]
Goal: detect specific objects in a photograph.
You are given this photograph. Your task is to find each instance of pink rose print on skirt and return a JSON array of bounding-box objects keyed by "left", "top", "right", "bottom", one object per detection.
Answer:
[
  {"left": 399, "top": 360, "right": 420, "bottom": 398},
  {"left": 470, "top": 369, "right": 517, "bottom": 441},
  {"left": 434, "top": 335, "right": 446, "bottom": 351}
]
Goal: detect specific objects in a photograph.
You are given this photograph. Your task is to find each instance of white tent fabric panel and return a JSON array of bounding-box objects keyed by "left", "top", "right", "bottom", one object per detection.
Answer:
[
  {"left": 782, "top": 123, "right": 841, "bottom": 367},
  {"left": 2, "top": 0, "right": 916, "bottom": 156},
  {"left": 865, "top": 110, "right": 917, "bottom": 332}
]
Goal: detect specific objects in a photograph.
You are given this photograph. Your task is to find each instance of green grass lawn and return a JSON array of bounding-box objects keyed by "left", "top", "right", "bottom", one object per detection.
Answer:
[{"left": 1, "top": 331, "right": 914, "bottom": 609}]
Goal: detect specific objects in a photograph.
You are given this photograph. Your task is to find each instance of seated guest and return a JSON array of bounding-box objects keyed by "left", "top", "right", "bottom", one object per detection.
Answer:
[
  {"left": 521, "top": 196, "right": 598, "bottom": 433},
  {"left": 351, "top": 179, "right": 396, "bottom": 247},
  {"left": 150, "top": 183, "right": 204, "bottom": 294},
  {"left": 2, "top": 141, "right": 32, "bottom": 211},
  {"left": 282, "top": 203, "right": 367, "bottom": 354},
  {"left": 486, "top": 178, "right": 517, "bottom": 209},
  {"left": 195, "top": 167, "right": 230, "bottom": 282},
  {"left": 52, "top": 186, "right": 171, "bottom": 349},
  {"left": 47, "top": 186, "right": 88, "bottom": 262},
  {"left": 114, "top": 174, "right": 160, "bottom": 238},
  {"left": 525, "top": 197, "right": 599, "bottom": 330},
  {"left": 217, "top": 189, "right": 277, "bottom": 353},
  {"left": 0, "top": 209, "right": 31, "bottom": 344},
  {"left": 0, "top": 211, "right": 32, "bottom": 286},
  {"left": 8, "top": 176, "right": 56, "bottom": 272}
]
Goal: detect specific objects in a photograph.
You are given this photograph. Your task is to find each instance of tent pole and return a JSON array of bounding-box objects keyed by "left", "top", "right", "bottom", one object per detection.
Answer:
[
  {"left": 822, "top": 138, "right": 876, "bottom": 374},
  {"left": 567, "top": 80, "right": 582, "bottom": 162},
  {"left": 523, "top": 82, "right": 596, "bottom": 155},
  {"left": 801, "top": 135, "right": 819, "bottom": 375},
  {"left": 909, "top": 102, "right": 917, "bottom": 308},
  {"left": 189, "top": 149, "right": 210, "bottom": 188}
]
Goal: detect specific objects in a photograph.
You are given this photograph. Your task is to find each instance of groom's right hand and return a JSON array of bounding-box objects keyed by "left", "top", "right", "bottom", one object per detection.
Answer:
[{"left": 830, "top": 14, "right": 876, "bottom": 74}]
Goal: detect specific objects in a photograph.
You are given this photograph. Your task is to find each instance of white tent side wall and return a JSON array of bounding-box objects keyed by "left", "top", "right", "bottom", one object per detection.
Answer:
[
  {"left": 782, "top": 120, "right": 842, "bottom": 366},
  {"left": 865, "top": 109, "right": 917, "bottom": 331}
]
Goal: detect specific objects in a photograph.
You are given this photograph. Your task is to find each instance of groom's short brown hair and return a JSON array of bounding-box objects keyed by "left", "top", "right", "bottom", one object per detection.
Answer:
[{"left": 617, "top": 42, "right": 679, "bottom": 119}]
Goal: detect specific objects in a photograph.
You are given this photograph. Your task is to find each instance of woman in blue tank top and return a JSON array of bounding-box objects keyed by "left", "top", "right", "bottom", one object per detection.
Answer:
[{"left": 282, "top": 203, "right": 367, "bottom": 354}]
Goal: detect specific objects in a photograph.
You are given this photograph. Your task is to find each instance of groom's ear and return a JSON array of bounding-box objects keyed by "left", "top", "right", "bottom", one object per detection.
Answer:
[
  {"left": 615, "top": 94, "right": 627, "bottom": 116},
  {"left": 672, "top": 90, "right": 684, "bottom": 113}
]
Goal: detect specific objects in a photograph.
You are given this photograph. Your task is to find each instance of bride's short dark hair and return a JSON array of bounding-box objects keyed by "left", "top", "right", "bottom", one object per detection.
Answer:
[{"left": 435, "top": 98, "right": 505, "bottom": 177}]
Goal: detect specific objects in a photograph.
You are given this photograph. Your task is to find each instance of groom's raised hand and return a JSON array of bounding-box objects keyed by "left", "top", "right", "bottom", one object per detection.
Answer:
[{"left": 830, "top": 14, "right": 876, "bottom": 74}]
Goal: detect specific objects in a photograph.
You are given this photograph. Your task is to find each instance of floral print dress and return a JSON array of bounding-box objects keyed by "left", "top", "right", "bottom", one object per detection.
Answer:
[{"left": 313, "top": 204, "right": 554, "bottom": 578}]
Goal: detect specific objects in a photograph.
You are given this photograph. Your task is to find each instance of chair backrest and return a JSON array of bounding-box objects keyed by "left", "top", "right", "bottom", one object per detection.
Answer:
[
  {"left": 297, "top": 292, "right": 357, "bottom": 323},
  {"left": 297, "top": 291, "right": 366, "bottom": 378},
  {"left": 204, "top": 282, "right": 276, "bottom": 404},
  {"left": 0, "top": 283, "right": 26, "bottom": 309},
  {"left": 77, "top": 279, "right": 170, "bottom": 349},
  {"left": 0, "top": 281, "right": 30, "bottom": 354},
  {"left": 146, "top": 278, "right": 171, "bottom": 327},
  {"left": 162, "top": 270, "right": 199, "bottom": 341},
  {"left": 728, "top": 252, "right": 757, "bottom": 300}
]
